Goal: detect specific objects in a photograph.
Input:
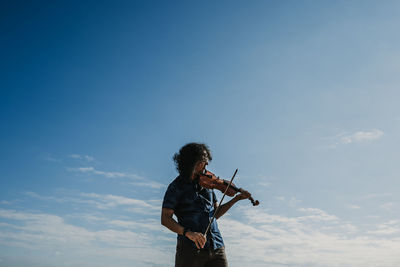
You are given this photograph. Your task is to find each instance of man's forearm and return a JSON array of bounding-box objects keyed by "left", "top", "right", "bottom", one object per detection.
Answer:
[
  {"left": 161, "top": 215, "right": 184, "bottom": 235},
  {"left": 215, "top": 196, "right": 240, "bottom": 219},
  {"left": 161, "top": 213, "right": 207, "bottom": 249}
]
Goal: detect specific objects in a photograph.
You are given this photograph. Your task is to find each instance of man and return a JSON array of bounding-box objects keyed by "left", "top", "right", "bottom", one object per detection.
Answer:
[{"left": 161, "top": 142, "right": 251, "bottom": 267}]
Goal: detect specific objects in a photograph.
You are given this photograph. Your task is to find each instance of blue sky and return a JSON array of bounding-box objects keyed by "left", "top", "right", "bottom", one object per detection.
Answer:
[{"left": 1, "top": 1, "right": 400, "bottom": 266}]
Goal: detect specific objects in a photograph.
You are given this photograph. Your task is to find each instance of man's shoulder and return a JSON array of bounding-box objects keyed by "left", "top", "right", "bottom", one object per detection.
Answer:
[
  {"left": 169, "top": 175, "right": 192, "bottom": 186},
  {"left": 166, "top": 175, "right": 185, "bottom": 190}
]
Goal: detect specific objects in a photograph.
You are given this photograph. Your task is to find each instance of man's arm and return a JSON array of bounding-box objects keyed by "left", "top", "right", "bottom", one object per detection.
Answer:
[
  {"left": 161, "top": 207, "right": 206, "bottom": 249},
  {"left": 214, "top": 189, "right": 251, "bottom": 219},
  {"left": 161, "top": 208, "right": 184, "bottom": 234}
]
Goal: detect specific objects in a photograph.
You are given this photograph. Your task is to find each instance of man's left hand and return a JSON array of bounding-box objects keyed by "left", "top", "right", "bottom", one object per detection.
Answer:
[{"left": 235, "top": 189, "right": 251, "bottom": 200}]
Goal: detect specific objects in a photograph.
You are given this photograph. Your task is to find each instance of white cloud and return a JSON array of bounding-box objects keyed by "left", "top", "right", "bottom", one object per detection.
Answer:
[
  {"left": 368, "top": 220, "right": 400, "bottom": 235},
  {"left": 69, "top": 166, "right": 134, "bottom": 179},
  {"left": 272, "top": 196, "right": 301, "bottom": 207},
  {"left": 68, "top": 154, "right": 94, "bottom": 162},
  {"left": 68, "top": 166, "right": 164, "bottom": 189},
  {"left": 339, "top": 129, "right": 384, "bottom": 144},
  {"left": 363, "top": 193, "right": 392, "bottom": 199},
  {"left": 24, "top": 191, "right": 59, "bottom": 201},
  {"left": 108, "top": 219, "right": 161, "bottom": 231},
  {"left": 257, "top": 182, "right": 271, "bottom": 187},
  {"left": 380, "top": 202, "right": 395, "bottom": 212},
  {"left": 297, "top": 207, "right": 339, "bottom": 221},
  {"left": 42, "top": 153, "right": 62, "bottom": 162},
  {"left": 80, "top": 193, "right": 160, "bottom": 214},
  {"left": 130, "top": 181, "right": 165, "bottom": 189},
  {"left": 0, "top": 208, "right": 171, "bottom": 267},
  {"left": 325, "top": 129, "right": 384, "bottom": 148},
  {"left": 218, "top": 207, "right": 400, "bottom": 267},
  {"left": 24, "top": 191, "right": 161, "bottom": 215},
  {"left": 288, "top": 196, "right": 301, "bottom": 207},
  {"left": 3, "top": 192, "right": 400, "bottom": 267},
  {"left": 347, "top": 204, "right": 361, "bottom": 209},
  {"left": 47, "top": 154, "right": 165, "bottom": 190},
  {"left": 69, "top": 213, "right": 107, "bottom": 222}
]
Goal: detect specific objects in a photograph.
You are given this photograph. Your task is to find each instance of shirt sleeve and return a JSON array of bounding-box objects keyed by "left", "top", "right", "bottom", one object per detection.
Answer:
[{"left": 162, "top": 183, "right": 180, "bottom": 210}]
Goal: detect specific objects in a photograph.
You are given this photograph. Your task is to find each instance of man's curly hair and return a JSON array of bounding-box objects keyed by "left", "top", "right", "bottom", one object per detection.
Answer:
[{"left": 173, "top": 142, "right": 212, "bottom": 178}]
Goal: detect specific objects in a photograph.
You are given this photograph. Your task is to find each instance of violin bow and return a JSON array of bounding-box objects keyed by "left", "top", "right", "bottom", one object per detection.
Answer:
[{"left": 203, "top": 168, "right": 238, "bottom": 237}]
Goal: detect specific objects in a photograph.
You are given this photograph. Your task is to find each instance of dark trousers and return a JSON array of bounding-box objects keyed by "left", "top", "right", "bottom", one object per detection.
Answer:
[{"left": 175, "top": 241, "right": 228, "bottom": 267}]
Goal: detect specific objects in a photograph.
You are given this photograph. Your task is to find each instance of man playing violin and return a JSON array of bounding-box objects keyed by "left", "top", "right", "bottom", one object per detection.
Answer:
[{"left": 161, "top": 142, "right": 251, "bottom": 267}]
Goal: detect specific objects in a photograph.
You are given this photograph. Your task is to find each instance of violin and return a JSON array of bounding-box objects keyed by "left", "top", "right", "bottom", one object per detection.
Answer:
[{"left": 198, "top": 169, "right": 260, "bottom": 206}]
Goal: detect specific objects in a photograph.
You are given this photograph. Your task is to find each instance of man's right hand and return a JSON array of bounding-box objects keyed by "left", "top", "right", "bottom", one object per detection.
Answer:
[{"left": 185, "top": 231, "right": 206, "bottom": 249}]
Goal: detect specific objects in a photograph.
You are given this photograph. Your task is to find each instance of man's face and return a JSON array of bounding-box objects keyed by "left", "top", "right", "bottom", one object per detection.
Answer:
[
  {"left": 194, "top": 159, "right": 208, "bottom": 174},
  {"left": 193, "top": 151, "right": 209, "bottom": 175}
]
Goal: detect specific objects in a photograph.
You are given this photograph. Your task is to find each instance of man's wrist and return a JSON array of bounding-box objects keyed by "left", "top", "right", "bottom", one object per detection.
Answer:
[{"left": 182, "top": 227, "right": 190, "bottom": 237}]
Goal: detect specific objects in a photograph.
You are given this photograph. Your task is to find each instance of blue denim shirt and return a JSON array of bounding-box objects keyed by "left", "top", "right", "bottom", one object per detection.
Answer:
[{"left": 162, "top": 175, "right": 224, "bottom": 250}]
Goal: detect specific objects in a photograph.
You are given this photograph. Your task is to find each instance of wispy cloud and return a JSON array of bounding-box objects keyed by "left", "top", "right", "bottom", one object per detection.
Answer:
[
  {"left": 368, "top": 220, "right": 400, "bottom": 235},
  {"left": 0, "top": 208, "right": 171, "bottom": 266},
  {"left": 68, "top": 166, "right": 165, "bottom": 189},
  {"left": 257, "top": 182, "right": 271, "bottom": 187},
  {"left": 297, "top": 207, "right": 339, "bottom": 221},
  {"left": 380, "top": 202, "right": 395, "bottom": 212},
  {"left": 68, "top": 166, "right": 136, "bottom": 179},
  {"left": 273, "top": 196, "right": 301, "bottom": 207},
  {"left": 44, "top": 152, "right": 165, "bottom": 190},
  {"left": 339, "top": 129, "right": 384, "bottom": 144},
  {"left": 107, "top": 219, "right": 161, "bottom": 231},
  {"left": 42, "top": 153, "right": 62, "bottom": 162},
  {"left": 25, "top": 191, "right": 161, "bottom": 215},
  {"left": 130, "top": 181, "right": 165, "bottom": 189},
  {"left": 2, "top": 190, "right": 400, "bottom": 267},
  {"left": 362, "top": 193, "right": 392, "bottom": 199},
  {"left": 347, "top": 204, "right": 361, "bottom": 209},
  {"left": 80, "top": 193, "right": 160, "bottom": 212},
  {"left": 288, "top": 196, "right": 301, "bottom": 207},
  {"left": 325, "top": 129, "right": 384, "bottom": 148},
  {"left": 68, "top": 154, "right": 95, "bottom": 162},
  {"left": 219, "top": 207, "right": 400, "bottom": 267}
]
